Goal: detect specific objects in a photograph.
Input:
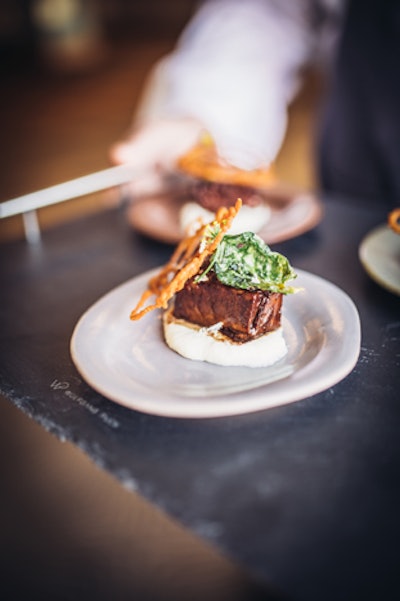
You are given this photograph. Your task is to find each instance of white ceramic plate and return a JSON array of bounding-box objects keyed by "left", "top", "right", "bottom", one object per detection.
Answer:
[
  {"left": 70, "top": 269, "right": 360, "bottom": 418},
  {"left": 127, "top": 189, "right": 322, "bottom": 245},
  {"left": 359, "top": 224, "right": 400, "bottom": 296}
]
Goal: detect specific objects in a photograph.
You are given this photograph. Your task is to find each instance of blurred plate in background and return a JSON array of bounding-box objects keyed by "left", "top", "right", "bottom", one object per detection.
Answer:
[
  {"left": 126, "top": 187, "right": 322, "bottom": 245},
  {"left": 359, "top": 224, "right": 400, "bottom": 296}
]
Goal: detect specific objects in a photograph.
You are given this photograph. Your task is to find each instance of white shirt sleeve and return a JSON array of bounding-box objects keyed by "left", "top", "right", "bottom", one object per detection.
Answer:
[{"left": 158, "top": 0, "right": 317, "bottom": 169}]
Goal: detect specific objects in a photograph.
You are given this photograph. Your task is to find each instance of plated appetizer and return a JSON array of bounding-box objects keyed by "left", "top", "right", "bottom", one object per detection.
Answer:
[
  {"left": 176, "top": 134, "right": 274, "bottom": 235},
  {"left": 130, "top": 199, "right": 298, "bottom": 367}
]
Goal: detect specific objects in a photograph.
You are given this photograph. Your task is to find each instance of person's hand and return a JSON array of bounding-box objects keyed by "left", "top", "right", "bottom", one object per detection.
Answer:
[{"left": 109, "top": 117, "right": 204, "bottom": 196}]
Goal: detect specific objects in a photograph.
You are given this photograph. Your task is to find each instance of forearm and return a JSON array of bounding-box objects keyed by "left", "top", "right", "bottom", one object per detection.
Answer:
[{"left": 161, "top": 0, "right": 315, "bottom": 168}]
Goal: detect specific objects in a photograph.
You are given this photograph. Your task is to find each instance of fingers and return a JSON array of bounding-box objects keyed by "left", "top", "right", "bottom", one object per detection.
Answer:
[
  {"left": 109, "top": 141, "right": 135, "bottom": 165},
  {"left": 110, "top": 118, "right": 204, "bottom": 168}
]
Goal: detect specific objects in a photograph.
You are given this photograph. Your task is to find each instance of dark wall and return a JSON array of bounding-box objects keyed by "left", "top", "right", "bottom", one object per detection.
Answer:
[{"left": 0, "top": 0, "right": 199, "bottom": 74}]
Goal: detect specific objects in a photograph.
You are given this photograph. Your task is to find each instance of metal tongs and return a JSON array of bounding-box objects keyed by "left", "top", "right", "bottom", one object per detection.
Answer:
[{"left": 0, "top": 164, "right": 140, "bottom": 243}]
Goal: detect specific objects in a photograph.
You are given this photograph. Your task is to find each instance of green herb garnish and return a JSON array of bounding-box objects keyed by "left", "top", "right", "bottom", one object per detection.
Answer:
[{"left": 196, "top": 231, "right": 298, "bottom": 294}]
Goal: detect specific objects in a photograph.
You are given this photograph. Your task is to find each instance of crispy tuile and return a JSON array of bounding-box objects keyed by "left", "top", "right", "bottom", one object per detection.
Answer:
[{"left": 130, "top": 198, "right": 243, "bottom": 320}]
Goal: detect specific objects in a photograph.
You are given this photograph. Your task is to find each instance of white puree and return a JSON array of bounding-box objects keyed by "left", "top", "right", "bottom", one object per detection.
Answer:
[{"left": 163, "top": 316, "right": 287, "bottom": 368}]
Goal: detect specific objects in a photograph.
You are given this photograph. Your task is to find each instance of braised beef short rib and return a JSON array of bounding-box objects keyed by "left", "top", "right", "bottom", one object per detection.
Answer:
[
  {"left": 173, "top": 272, "right": 282, "bottom": 343},
  {"left": 191, "top": 181, "right": 262, "bottom": 212}
]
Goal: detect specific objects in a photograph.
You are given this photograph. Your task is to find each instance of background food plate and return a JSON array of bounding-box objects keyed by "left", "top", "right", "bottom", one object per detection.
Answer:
[
  {"left": 126, "top": 187, "right": 322, "bottom": 245},
  {"left": 70, "top": 268, "right": 360, "bottom": 419},
  {"left": 359, "top": 223, "right": 400, "bottom": 296}
]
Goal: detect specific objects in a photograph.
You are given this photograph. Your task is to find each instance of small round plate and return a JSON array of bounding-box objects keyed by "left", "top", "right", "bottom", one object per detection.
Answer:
[
  {"left": 359, "top": 224, "right": 400, "bottom": 296},
  {"left": 70, "top": 268, "right": 360, "bottom": 419}
]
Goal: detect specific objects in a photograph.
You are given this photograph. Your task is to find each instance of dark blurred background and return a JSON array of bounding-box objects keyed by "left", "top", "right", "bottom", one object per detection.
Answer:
[
  {"left": 0, "top": 0, "right": 198, "bottom": 73},
  {"left": 0, "top": 0, "right": 202, "bottom": 239}
]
